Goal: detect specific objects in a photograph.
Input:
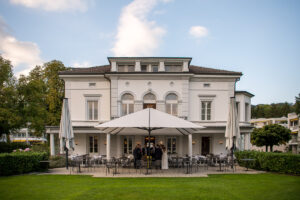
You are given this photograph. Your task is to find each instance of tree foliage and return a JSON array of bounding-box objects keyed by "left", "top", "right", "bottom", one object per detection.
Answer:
[
  {"left": 295, "top": 93, "right": 300, "bottom": 115},
  {"left": 251, "top": 124, "right": 291, "bottom": 152},
  {"left": 251, "top": 102, "right": 295, "bottom": 118},
  {"left": 0, "top": 56, "right": 21, "bottom": 137},
  {"left": 0, "top": 56, "right": 67, "bottom": 137}
]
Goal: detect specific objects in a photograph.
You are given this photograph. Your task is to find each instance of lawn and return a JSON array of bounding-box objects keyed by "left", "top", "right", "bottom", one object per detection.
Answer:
[{"left": 0, "top": 174, "right": 299, "bottom": 200}]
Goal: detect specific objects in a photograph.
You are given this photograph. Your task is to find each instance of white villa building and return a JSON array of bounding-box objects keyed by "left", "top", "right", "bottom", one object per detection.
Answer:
[{"left": 46, "top": 57, "right": 254, "bottom": 157}]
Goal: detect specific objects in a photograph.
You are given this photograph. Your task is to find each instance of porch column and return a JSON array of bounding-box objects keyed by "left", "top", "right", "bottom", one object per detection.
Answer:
[
  {"left": 106, "top": 133, "right": 111, "bottom": 160},
  {"left": 50, "top": 133, "right": 55, "bottom": 156},
  {"left": 188, "top": 134, "right": 192, "bottom": 158}
]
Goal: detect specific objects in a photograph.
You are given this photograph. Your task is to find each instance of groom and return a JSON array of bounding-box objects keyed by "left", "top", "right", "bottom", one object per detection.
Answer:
[{"left": 154, "top": 144, "right": 163, "bottom": 169}]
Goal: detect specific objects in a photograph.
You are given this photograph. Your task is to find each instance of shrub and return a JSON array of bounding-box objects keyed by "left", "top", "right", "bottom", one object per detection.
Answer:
[
  {"left": 0, "top": 142, "right": 30, "bottom": 153},
  {"left": 235, "top": 150, "right": 300, "bottom": 175},
  {"left": 0, "top": 151, "right": 49, "bottom": 176},
  {"left": 49, "top": 155, "right": 66, "bottom": 168}
]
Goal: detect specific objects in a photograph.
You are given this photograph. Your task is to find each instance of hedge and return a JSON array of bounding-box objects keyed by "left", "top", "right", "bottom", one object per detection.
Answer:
[
  {"left": 0, "top": 142, "right": 30, "bottom": 153},
  {"left": 235, "top": 150, "right": 300, "bottom": 175},
  {"left": 0, "top": 152, "right": 49, "bottom": 176}
]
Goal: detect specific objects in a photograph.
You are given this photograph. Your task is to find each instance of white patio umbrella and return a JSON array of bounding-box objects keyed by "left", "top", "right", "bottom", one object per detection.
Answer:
[
  {"left": 225, "top": 97, "right": 240, "bottom": 150},
  {"left": 59, "top": 98, "right": 75, "bottom": 154},
  {"left": 95, "top": 108, "right": 204, "bottom": 174}
]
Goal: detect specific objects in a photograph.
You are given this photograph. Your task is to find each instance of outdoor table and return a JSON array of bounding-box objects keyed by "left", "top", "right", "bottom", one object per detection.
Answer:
[{"left": 240, "top": 158, "right": 255, "bottom": 171}]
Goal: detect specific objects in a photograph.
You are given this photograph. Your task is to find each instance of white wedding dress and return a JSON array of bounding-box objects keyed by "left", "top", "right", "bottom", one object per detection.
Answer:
[{"left": 161, "top": 150, "right": 168, "bottom": 169}]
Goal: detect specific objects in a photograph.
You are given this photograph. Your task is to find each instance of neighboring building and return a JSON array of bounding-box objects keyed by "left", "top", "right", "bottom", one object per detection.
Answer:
[
  {"left": 0, "top": 128, "right": 47, "bottom": 144},
  {"left": 287, "top": 113, "right": 300, "bottom": 154},
  {"left": 251, "top": 114, "right": 300, "bottom": 153},
  {"left": 46, "top": 57, "right": 254, "bottom": 157}
]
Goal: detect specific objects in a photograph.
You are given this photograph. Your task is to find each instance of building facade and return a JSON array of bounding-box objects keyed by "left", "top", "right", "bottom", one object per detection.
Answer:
[{"left": 46, "top": 57, "right": 253, "bottom": 157}]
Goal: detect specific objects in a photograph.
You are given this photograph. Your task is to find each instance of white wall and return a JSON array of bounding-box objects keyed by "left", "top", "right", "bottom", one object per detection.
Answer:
[{"left": 63, "top": 77, "right": 111, "bottom": 122}]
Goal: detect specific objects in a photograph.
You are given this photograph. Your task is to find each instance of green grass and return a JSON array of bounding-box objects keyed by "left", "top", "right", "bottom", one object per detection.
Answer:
[{"left": 0, "top": 174, "right": 299, "bottom": 200}]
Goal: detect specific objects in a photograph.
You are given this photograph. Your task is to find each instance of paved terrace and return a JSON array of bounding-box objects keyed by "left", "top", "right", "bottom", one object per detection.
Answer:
[{"left": 44, "top": 166, "right": 264, "bottom": 178}]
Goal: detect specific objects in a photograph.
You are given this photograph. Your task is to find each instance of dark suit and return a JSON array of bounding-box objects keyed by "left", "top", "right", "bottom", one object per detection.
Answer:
[
  {"left": 133, "top": 147, "right": 142, "bottom": 168},
  {"left": 154, "top": 147, "right": 163, "bottom": 169}
]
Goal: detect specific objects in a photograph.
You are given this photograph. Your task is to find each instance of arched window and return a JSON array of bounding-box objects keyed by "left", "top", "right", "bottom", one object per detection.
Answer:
[
  {"left": 121, "top": 93, "right": 134, "bottom": 116},
  {"left": 166, "top": 93, "right": 178, "bottom": 116}
]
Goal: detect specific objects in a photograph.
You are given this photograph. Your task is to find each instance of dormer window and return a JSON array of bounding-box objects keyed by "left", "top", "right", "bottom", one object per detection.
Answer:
[
  {"left": 141, "top": 65, "right": 147, "bottom": 72},
  {"left": 152, "top": 66, "right": 158, "bottom": 72},
  {"left": 165, "top": 65, "right": 182, "bottom": 72}
]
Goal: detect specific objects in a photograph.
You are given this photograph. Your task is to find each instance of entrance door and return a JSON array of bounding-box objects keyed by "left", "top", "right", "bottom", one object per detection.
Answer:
[
  {"left": 144, "top": 136, "right": 155, "bottom": 146},
  {"left": 143, "top": 104, "right": 156, "bottom": 109},
  {"left": 201, "top": 137, "right": 210, "bottom": 155}
]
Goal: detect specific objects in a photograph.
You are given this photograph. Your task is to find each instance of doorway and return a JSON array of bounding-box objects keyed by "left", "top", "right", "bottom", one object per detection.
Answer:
[
  {"left": 143, "top": 104, "right": 156, "bottom": 109},
  {"left": 201, "top": 137, "right": 210, "bottom": 155}
]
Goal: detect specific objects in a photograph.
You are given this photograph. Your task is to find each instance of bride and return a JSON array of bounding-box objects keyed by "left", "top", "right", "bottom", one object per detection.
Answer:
[{"left": 161, "top": 146, "right": 168, "bottom": 169}]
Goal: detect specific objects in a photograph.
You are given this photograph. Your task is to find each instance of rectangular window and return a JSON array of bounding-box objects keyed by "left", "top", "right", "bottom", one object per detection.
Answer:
[
  {"left": 87, "top": 100, "right": 98, "bottom": 120},
  {"left": 122, "top": 103, "right": 134, "bottom": 116},
  {"left": 152, "top": 66, "right": 158, "bottom": 72},
  {"left": 118, "top": 65, "right": 126, "bottom": 72},
  {"left": 123, "top": 137, "right": 133, "bottom": 154},
  {"left": 166, "top": 103, "right": 178, "bottom": 116},
  {"left": 203, "top": 83, "right": 210, "bottom": 87},
  {"left": 167, "top": 137, "right": 176, "bottom": 154},
  {"left": 201, "top": 101, "right": 212, "bottom": 120},
  {"left": 141, "top": 65, "right": 147, "bottom": 72},
  {"left": 128, "top": 65, "right": 134, "bottom": 72},
  {"left": 89, "top": 136, "right": 98, "bottom": 153}
]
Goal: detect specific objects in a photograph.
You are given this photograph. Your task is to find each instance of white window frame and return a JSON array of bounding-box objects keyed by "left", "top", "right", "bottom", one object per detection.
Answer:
[
  {"left": 167, "top": 137, "right": 177, "bottom": 154},
  {"left": 121, "top": 93, "right": 134, "bottom": 116},
  {"left": 201, "top": 101, "right": 212, "bottom": 121},
  {"left": 84, "top": 95, "right": 101, "bottom": 121},
  {"left": 198, "top": 95, "right": 215, "bottom": 121},
  {"left": 123, "top": 136, "right": 133, "bottom": 154},
  {"left": 165, "top": 93, "right": 178, "bottom": 116},
  {"left": 89, "top": 135, "right": 98, "bottom": 153}
]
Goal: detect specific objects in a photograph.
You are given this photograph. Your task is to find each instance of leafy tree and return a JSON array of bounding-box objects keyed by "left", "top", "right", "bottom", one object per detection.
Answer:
[
  {"left": 295, "top": 93, "right": 300, "bottom": 115},
  {"left": 17, "top": 66, "right": 48, "bottom": 136},
  {"left": 43, "top": 60, "right": 66, "bottom": 126},
  {"left": 0, "top": 56, "right": 21, "bottom": 138},
  {"left": 251, "top": 103, "right": 294, "bottom": 118},
  {"left": 251, "top": 124, "right": 291, "bottom": 152}
]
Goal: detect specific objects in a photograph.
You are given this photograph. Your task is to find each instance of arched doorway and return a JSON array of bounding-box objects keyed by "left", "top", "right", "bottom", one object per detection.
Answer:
[{"left": 143, "top": 93, "right": 156, "bottom": 109}]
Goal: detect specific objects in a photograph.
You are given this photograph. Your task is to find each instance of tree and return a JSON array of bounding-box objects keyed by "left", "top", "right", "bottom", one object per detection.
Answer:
[
  {"left": 17, "top": 66, "right": 48, "bottom": 136},
  {"left": 295, "top": 93, "right": 300, "bottom": 115},
  {"left": 0, "top": 56, "right": 21, "bottom": 138},
  {"left": 251, "top": 124, "right": 291, "bottom": 152},
  {"left": 43, "top": 60, "right": 66, "bottom": 126}
]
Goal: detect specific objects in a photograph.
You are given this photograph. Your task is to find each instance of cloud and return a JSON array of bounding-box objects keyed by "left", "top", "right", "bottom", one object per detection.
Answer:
[
  {"left": 189, "top": 26, "right": 208, "bottom": 38},
  {"left": 9, "top": 0, "right": 91, "bottom": 12},
  {"left": 111, "top": 0, "right": 167, "bottom": 56},
  {"left": 0, "top": 17, "right": 43, "bottom": 77},
  {"left": 72, "top": 61, "right": 91, "bottom": 68}
]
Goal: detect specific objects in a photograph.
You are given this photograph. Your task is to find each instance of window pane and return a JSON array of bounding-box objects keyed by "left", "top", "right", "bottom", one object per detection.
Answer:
[
  {"left": 167, "top": 138, "right": 171, "bottom": 153},
  {"left": 152, "top": 66, "right": 158, "bottom": 72},
  {"left": 94, "top": 101, "right": 98, "bottom": 120},
  {"left": 141, "top": 65, "right": 147, "bottom": 72},
  {"left": 128, "top": 65, "right": 134, "bottom": 72},
  {"left": 124, "top": 138, "right": 127, "bottom": 154},
  {"left": 166, "top": 93, "right": 178, "bottom": 101},
  {"left": 122, "top": 93, "right": 134, "bottom": 101},
  {"left": 89, "top": 136, "right": 93, "bottom": 153},
  {"left": 122, "top": 104, "right": 127, "bottom": 116},
  {"left": 129, "top": 104, "right": 134, "bottom": 114},
  {"left": 88, "top": 101, "right": 93, "bottom": 120},
  {"left": 207, "top": 102, "right": 211, "bottom": 109},
  {"left": 129, "top": 138, "right": 133, "bottom": 154},
  {"left": 94, "top": 136, "right": 98, "bottom": 153},
  {"left": 118, "top": 66, "right": 125, "bottom": 72},
  {"left": 166, "top": 103, "right": 171, "bottom": 114},
  {"left": 172, "top": 138, "right": 176, "bottom": 153},
  {"left": 172, "top": 104, "right": 178, "bottom": 116}
]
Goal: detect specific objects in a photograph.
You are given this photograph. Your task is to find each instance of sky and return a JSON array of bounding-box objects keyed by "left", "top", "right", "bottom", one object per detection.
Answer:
[{"left": 0, "top": 0, "right": 299, "bottom": 105}]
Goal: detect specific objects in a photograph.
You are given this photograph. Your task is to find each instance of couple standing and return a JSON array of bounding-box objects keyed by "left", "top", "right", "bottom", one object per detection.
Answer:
[{"left": 133, "top": 144, "right": 168, "bottom": 169}]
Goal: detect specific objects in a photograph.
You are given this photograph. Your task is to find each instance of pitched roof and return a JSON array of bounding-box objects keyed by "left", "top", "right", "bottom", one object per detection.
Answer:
[
  {"left": 189, "top": 65, "right": 242, "bottom": 75},
  {"left": 59, "top": 64, "right": 242, "bottom": 76}
]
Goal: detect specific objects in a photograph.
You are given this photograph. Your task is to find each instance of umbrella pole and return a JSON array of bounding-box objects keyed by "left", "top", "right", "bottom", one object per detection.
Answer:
[{"left": 146, "top": 108, "right": 151, "bottom": 175}]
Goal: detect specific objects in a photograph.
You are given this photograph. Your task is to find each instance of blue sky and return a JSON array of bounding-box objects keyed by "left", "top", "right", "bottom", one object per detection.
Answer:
[{"left": 0, "top": 0, "right": 299, "bottom": 105}]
